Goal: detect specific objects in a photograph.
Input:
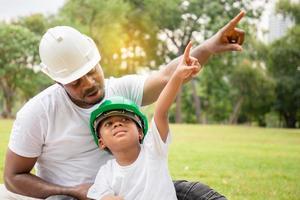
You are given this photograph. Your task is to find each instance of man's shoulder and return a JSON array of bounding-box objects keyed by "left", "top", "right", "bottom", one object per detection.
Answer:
[
  {"left": 18, "top": 84, "right": 64, "bottom": 114},
  {"left": 105, "top": 74, "right": 145, "bottom": 85},
  {"left": 32, "top": 84, "right": 62, "bottom": 100},
  {"left": 105, "top": 74, "right": 146, "bottom": 101}
]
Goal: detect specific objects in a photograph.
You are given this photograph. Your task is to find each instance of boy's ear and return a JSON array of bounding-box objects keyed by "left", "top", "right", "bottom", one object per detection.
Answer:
[
  {"left": 139, "top": 133, "right": 144, "bottom": 140},
  {"left": 138, "top": 129, "right": 144, "bottom": 142},
  {"left": 99, "top": 138, "right": 106, "bottom": 149}
]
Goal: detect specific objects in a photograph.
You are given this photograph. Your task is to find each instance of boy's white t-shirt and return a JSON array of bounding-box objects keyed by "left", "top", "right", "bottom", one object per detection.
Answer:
[
  {"left": 8, "top": 75, "right": 146, "bottom": 189},
  {"left": 87, "top": 119, "right": 178, "bottom": 200}
]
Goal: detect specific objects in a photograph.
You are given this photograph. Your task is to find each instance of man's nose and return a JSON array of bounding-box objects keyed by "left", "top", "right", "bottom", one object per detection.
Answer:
[{"left": 81, "top": 74, "right": 95, "bottom": 87}]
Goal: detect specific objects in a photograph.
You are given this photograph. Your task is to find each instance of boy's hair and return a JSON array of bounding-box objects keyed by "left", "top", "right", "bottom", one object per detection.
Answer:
[{"left": 90, "top": 96, "right": 148, "bottom": 147}]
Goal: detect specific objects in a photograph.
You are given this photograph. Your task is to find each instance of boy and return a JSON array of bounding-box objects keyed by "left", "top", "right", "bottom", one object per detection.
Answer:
[{"left": 88, "top": 42, "right": 201, "bottom": 200}]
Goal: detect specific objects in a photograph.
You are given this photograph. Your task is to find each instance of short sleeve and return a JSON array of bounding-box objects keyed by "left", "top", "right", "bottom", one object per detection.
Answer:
[
  {"left": 106, "top": 75, "right": 147, "bottom": 106},
  {"left": 87, "top": 164, "right": 114, "bottom": 200},
  {"left": 8, "top": 99, "right": 47, "bottom": 158},
  {"left": 143, "top": 118, "right": 171, "bottom": 158}
]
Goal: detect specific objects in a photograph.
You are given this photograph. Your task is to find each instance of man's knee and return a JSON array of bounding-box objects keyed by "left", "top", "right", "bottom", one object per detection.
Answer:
[{"left": 174, "top": 180, "right": 227, "bottom": 200}]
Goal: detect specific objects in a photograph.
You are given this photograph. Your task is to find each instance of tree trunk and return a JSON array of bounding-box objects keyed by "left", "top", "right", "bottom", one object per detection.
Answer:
[
  {"left": 191, "top": 79, "right": 201, "bottom": 123},
  {"left": 257, "top": 115, "right": 266, "bottom": 127},
  {"left": 283, "top": 112, "right": 297, "bottom": 128},
  {"left": 0, "top": 79, "right": 14, "bottom": 118},
  {"left": 175, "top": 88, "right": 182, "bottom": 123},
  {"left": 229, "top": 96, "right": 244, "bottom": 124},
  {"left": 2, "top": 96, "right": 13, "bottom": 118}
]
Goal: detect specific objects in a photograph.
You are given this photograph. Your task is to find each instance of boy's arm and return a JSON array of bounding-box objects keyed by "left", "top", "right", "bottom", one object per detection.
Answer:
[{"left": 154, "top": 42, "right": 201, "bottom": 142}]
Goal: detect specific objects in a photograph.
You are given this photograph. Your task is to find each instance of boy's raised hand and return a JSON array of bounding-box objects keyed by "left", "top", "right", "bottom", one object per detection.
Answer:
[{"left": 176, "top": 41, "right": 202, "bottom": 82}]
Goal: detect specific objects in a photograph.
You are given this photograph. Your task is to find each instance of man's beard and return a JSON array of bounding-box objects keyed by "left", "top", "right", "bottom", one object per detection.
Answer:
[{"left": 67, "top": 86, "right": 105, "bottom": 108}]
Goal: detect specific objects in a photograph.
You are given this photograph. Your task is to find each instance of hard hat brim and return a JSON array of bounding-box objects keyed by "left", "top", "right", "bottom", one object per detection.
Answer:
[{"left": 93, "top": 110, "right": 143, "bottom": 138}]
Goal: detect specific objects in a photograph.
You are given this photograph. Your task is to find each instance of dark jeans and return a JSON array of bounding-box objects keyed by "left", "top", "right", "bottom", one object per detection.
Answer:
[{"left": 174, "top": 180, "right": 227, "bottom": 200}]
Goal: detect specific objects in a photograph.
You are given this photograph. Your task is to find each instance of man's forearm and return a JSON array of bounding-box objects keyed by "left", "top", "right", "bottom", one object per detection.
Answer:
[
  {"left": 5, "top": 173, "right": 74, "bottom": 198},
  {"left": 164, "top": 42, "right": 211, "bottom": 76},
  {"left": 142, "top": 39, "right": 217, "bottom": 106},
  {"left": 141, "top": 43, "right": 211, "bottom": 106},
  {"left": 191, "top": 42, "right": 212, "bottom": 65}
]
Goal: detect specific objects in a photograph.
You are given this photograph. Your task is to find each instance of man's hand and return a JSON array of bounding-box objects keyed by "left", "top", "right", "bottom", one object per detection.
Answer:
[
  {"left": 176, "top": 41, "right": 202, "bottom": 82},
  {"left": 204, "top": 10, "right": 245, "bottom": 54},
  {"left": 69, "top": 183, "right": 92, "bottom": 200}
]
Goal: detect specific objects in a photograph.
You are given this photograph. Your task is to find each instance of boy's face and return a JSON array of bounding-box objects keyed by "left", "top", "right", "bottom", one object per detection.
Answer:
[{"left": 98, "top": 115, "right": 143, "bottom": 152}]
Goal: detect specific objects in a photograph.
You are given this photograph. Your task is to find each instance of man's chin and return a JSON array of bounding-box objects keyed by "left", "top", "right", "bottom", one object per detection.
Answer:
[{"left": 85, "top": 92, "right": 104, "bottom": 106}]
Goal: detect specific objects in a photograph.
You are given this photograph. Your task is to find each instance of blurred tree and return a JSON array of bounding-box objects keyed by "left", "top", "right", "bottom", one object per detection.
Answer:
[
  {"left": 229, "top": 59, "right": 275, "bottom": 126},
  {"left": 152, "top": 0, "right": 268, "bottom": 123},
  {"left": 59, "top": 0, "right": 160, "bottom": 76},
  {"left": 0, "top": 24, "right": 51, "bottom": 118},
  {"left": 267, "top": 26, "right": 300, "bottom": 128},
  {"left": 15, "top": 14, "right": 49, "bottom": 35},
  {"left": 276, "top": 0, "right": 300, "bottom": 24},
  {"left": 262, "top": 0, "right": 300, "bottom": 128}
]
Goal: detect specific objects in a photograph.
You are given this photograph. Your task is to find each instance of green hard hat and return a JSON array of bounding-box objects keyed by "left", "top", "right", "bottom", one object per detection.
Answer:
[{"left": 90, "top": 96, "right": 148, "bottom": 146}]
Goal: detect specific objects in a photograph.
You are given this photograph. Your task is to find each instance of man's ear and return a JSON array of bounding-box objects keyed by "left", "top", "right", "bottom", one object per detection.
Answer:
[{"left": 99, "top": 138, "right": 106, "bottom": 149}]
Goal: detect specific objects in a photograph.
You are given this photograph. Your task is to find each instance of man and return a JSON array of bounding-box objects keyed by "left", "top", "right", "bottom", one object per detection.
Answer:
[{"left": 2, "top": 11, "right": 245, "bottom": 200}]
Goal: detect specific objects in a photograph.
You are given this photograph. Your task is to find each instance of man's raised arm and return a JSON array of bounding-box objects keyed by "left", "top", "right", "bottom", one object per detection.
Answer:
[{"left": 142, "top": 11, "right": 245, "bottom": 106}]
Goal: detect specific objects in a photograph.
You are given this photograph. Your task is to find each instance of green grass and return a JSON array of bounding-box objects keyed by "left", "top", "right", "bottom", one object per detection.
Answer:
[
  {"left": 169, "top": 124, "right": 300, "bottom": 200},
  {"left": 0, "top": 120, "right": 299, "bottom": 200}
]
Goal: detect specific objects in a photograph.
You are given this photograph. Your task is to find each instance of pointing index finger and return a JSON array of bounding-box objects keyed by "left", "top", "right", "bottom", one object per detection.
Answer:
[
  {"left": 223, "top": 10, "right": 245, "bottom": 31},
  {"left": 183, "top": 41, "right": 192, "bottom": 64}
]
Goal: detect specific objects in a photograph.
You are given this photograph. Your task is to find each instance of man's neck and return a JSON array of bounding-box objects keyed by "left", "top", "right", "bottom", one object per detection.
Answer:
[{"left": 113, "top": 145, "right": 141, "bottom": 166}]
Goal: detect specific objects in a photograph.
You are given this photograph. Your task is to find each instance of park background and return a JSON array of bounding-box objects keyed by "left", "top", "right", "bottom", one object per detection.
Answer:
[{"left": 0, "top": 0, "right": 299, "bottom": 199}]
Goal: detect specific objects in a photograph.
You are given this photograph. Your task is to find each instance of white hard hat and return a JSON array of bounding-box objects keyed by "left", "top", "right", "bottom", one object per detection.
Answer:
[{"left": 39, "top": 26, "right": 101, "bottom": 84}]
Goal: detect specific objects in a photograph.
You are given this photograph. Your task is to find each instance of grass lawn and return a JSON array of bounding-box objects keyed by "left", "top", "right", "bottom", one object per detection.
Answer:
[{"left": 1, "top": 119, "right": 300, "bottom": 200}]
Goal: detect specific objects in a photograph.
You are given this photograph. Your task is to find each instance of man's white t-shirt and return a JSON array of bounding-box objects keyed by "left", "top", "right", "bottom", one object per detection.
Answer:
[
  {"left": 87, "top": 119, "right": 177, "bottom": 200},
  {"left": 8, "top": 75, "right": 146, "bottom": 195}
]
